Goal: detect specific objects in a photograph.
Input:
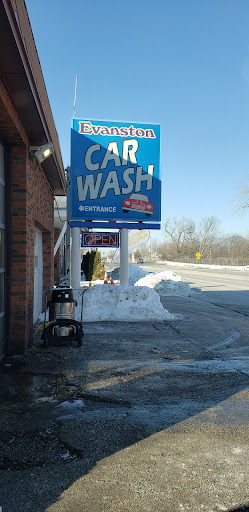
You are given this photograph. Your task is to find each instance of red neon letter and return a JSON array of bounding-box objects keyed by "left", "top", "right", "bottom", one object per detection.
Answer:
[
  {"left": 94, "top": 235, "right": 102, "bottom": 245},
  {"left": 109, "top": 235, "right": 117, "bottom": 245},
  {"left": 85, "top": 234, "right": 94, "bottom": 245},
  {"left": 102, "top": 235, "right": 109, "bottom": 245}
]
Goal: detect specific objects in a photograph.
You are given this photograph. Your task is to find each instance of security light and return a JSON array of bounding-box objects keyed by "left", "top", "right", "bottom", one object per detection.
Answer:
[{"left": 29, "top": 142, "right": 54, "bottom": 163}]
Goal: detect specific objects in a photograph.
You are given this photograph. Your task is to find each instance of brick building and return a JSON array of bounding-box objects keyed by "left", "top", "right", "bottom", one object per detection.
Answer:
[{"left": 0, "top": 0, "right": 66, "bottom": 357}]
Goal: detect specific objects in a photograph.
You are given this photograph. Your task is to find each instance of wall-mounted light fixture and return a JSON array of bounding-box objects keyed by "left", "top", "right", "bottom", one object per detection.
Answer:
[{"left": 29, "top": 142, "right": 54, "bottom": 163}]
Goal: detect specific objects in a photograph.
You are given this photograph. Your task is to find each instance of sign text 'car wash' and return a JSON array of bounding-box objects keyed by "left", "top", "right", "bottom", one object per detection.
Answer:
[
  {"left": 81, "top": 232, "right": 119, "bottom": 248},
  {"left": 70, "top": 119, "right": 161, "bottom": 222}
]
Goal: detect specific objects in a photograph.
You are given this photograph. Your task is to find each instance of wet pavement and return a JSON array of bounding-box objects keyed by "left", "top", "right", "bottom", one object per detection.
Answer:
[{"left": 0, "top": 295, "right": 249, "bottom": 512}]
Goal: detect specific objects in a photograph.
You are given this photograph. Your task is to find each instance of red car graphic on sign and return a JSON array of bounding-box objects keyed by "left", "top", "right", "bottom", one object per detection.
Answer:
[{"left": 122, "top": 193, "right": 154, "bottom": 216}]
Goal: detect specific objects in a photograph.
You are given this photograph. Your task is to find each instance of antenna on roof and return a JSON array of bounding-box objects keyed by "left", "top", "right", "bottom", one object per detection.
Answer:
[{"left": 73, "top": 74, "right": 78, "bottom": 118}]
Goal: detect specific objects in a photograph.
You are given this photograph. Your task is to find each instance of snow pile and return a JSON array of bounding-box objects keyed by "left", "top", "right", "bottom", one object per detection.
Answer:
[
  {"left": 110, "top": 264, "right": 192, "bottom": 296},
  {"left": 111, "top": 264, "right": 148, "bottom": 285},
  {"left": 76, "top": 285, "right": 174, "bottom": 322},
  {"left": 135, "top": 270, "right": 192, "bottom": 296}
]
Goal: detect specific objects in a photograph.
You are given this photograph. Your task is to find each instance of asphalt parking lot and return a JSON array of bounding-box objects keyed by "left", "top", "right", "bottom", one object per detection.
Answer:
[{"left": 0, "top": 295, "right": 249, "bottom": 512}]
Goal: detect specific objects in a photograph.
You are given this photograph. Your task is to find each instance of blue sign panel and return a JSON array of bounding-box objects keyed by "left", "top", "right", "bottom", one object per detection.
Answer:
[{"left": 70, "top": 119, "right": 161, "bottom": 222}]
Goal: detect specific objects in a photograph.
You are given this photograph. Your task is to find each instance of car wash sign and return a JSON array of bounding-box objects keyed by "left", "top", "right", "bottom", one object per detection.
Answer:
[{"left": 70, "top": 119, "right": 161, "bottom": 222}]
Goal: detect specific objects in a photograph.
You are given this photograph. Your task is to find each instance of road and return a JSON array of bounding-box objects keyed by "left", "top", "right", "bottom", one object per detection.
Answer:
[{"left": 140, "top": 262, "right": 249, "bottom": 314}]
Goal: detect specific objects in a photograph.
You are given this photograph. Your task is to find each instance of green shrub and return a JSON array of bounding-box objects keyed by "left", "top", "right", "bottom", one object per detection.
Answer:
[{"left": 82, "top": 249, "right": 102, "bottom": 281}]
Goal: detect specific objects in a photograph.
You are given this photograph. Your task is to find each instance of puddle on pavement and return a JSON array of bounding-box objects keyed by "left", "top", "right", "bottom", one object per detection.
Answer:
[{"left": 0, "top": 366, "right": 60, "bottom": 404}]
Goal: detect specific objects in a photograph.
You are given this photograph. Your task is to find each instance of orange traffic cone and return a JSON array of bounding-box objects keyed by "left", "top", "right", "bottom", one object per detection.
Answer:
[
  {"left": 104, "top": 272, "right": 108, "bottom": 284},
  {"left": 110, "top": 277, "right": 115, "bottom": 285}
]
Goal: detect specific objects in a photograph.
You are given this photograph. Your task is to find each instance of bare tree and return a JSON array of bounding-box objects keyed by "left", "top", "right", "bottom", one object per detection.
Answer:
[
  {"left": 197, "top": 216, "right": 221, "bottom": 256},
  {"left": 155, "top": 241, "right": 170, "bottom": 261},
  {"left": 216, "top": 234, "right": 249, "bottom": 259},
  {"left": 234, "top": 176, "right": 249, "bottom": 212},
  {"left": 164, "top": 217, "right": 196, "bottom": 255}
]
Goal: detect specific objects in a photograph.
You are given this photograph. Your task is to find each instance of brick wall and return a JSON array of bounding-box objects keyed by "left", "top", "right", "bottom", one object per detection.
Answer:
[
  {"left": 0, "top": 78, "right": 55, "bottom": 355},
  {"left": 8, "top": 146, "right": 54, "bottom": 354}
]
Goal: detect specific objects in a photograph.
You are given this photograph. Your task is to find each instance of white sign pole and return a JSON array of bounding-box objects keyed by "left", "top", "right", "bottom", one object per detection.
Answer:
[
  {"left": 66, "top": 167, "right": 71, "bottom": 287},
  {"left": 120, "top": 228, "right": 129, "bottom": 286},
  {"left": 71, "top": 227, "right": 81, "bottom": 289}
]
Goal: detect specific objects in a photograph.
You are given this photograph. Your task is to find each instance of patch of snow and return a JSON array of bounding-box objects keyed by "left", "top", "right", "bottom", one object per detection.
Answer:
[
  {"left": 135, "top": 270, "right": 192, "bottom": 296},
  {"left": 55, "top": 399, "right": 85, "bottom": 411},
  {"left": 76, "top": 285, "right": 174, "bottom": 322}
]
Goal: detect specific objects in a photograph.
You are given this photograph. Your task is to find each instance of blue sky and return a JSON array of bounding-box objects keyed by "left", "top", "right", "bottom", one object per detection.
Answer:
[{"left": 26, "top": 0, "right": 249, "bottom": 238}]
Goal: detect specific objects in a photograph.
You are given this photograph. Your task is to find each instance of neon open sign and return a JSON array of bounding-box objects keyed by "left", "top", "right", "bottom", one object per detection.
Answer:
[{"left": 81, "top": 232, "right": 119, "bottom": 248}]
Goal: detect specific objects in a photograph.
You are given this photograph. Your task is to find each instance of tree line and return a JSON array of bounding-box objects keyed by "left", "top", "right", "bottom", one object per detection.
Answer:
[{"left": 138, "top": 216, "right": 249, "bottom": 262}]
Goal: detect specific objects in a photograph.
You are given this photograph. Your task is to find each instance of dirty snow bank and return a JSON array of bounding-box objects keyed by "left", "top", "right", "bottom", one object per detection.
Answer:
[
  {"left": 135, "top": 270, "right": 192, "bottom": 296},
  {"left": 76, "top": 285, "right": 174, "bottom": 322}
]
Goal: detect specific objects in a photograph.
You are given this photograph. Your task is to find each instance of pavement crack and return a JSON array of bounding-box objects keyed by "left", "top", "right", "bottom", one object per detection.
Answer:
[
  {"left": 80, "top": 392, "right": 131, "bottom": 408},
  {"left": 152, "top": 323, "right": 163, "bottom": 331}
]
